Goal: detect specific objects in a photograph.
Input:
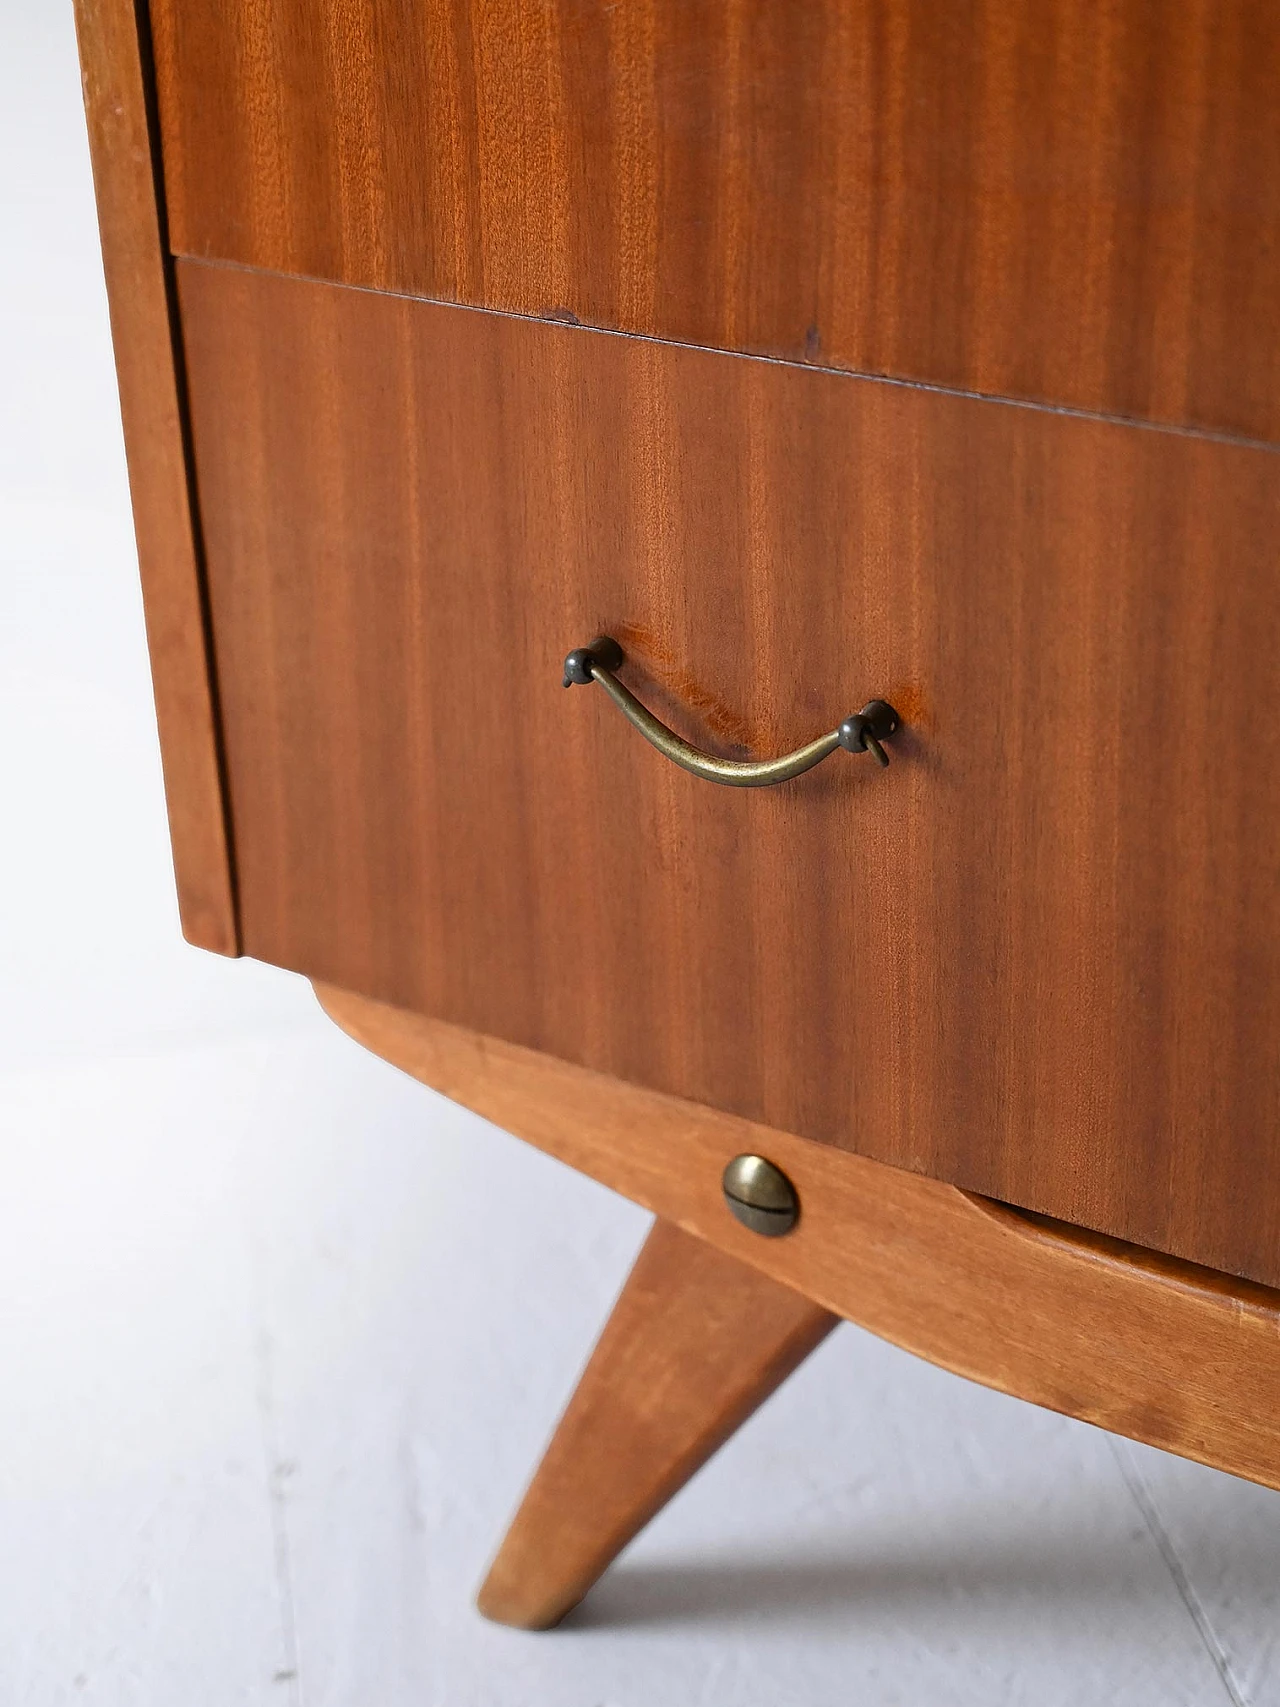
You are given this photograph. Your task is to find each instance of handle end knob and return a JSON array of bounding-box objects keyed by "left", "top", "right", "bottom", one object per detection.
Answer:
[
  {"left": 838, "top": 700, "right": 900, "bottom": 766},
  {"left": 563, "top": 636, "right": 625, "bottom": 687}
]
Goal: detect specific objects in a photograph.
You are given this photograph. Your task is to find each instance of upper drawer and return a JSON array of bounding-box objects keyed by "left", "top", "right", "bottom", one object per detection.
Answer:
[
  {"left": 177, "top": 257, "right": 1280, "bottom": 1288},
  {"left": 152, "top": 0, "right": 1280, "bottom": 442}
]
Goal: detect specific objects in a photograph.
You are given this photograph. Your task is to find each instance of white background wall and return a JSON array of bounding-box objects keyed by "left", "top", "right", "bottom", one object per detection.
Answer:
[{"left": 2, "top": 7, "right": 1278, "bottom": 1703}]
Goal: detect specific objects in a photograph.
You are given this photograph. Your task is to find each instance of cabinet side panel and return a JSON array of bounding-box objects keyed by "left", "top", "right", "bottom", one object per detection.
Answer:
[{"left": 73, "top": 0, "right": 238, "bottom": 953}]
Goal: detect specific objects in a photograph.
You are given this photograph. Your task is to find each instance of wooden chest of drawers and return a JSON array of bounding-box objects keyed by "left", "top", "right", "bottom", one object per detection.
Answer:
[{"left": 77, "top": 0, "right": 1280, "bottom": 1629}]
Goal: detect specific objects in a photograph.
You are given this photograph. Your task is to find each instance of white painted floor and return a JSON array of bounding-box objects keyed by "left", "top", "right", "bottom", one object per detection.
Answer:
[{"left": 3, "top": 8, "right": 1279, "bottom": 1703}]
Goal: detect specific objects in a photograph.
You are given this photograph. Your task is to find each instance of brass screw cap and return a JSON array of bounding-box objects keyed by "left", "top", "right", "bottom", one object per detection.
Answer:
[{"left": 721, "top": 1154, "right": 800, "bottom": 1238}]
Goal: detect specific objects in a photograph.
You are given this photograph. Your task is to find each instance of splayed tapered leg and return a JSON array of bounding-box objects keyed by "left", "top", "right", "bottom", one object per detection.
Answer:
[{"left": 476, "top": 1218, "right": 838, "bottom": 1630}]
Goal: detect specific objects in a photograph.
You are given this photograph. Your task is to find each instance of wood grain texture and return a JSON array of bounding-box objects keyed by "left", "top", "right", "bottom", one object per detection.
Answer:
[
  {"left": 149, "top": 0, "right": 1280, "bottom": 442},
  {"left": 180, "top": 262, "right": 1280, "bottom": 1286},
  {"left": 317, "top": 982, "right": 1280, "bottom": 1496},
  {"left": 72, "top": 0, "right": 238, "bottom": 953},
  {"left": 476, "top": 1219, "right": 836, "bottom": 1630}
]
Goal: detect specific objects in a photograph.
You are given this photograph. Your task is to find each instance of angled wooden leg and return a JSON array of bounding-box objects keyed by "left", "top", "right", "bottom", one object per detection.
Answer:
[{"left": 476, "top": 1218, "right": 838, "bottom": 1629}]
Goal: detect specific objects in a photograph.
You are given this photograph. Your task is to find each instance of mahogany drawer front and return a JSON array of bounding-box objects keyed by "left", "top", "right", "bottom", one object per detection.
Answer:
[
  {"left": 152, "top": 0, "right": 1280, "bottom": 444},
  {"left": 177, "top": 256, "right": 1280, "bottom": 1287}
]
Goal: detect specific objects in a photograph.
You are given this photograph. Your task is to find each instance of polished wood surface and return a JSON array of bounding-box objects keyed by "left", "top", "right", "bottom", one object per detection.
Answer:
[
  {"left": 72, "top": 0, "right": 238, "bottom": 953},
  {"left": 181, "top": 261, "right": 1280, "bottom": 1285},
  {"left": 318, "top": 983, "right": 1280, "bottom": 1495},
  {"left": 477, "top": 1219, "right": 836, "bottom": 1630},
  {"left": 151, "top": 0, "right": 1280, "bottom": 442}
]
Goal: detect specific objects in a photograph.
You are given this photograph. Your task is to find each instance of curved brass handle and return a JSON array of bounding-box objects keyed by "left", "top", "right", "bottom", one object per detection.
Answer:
[{"left": 562, "top": 637, "right": 900, "bottom": 788}]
